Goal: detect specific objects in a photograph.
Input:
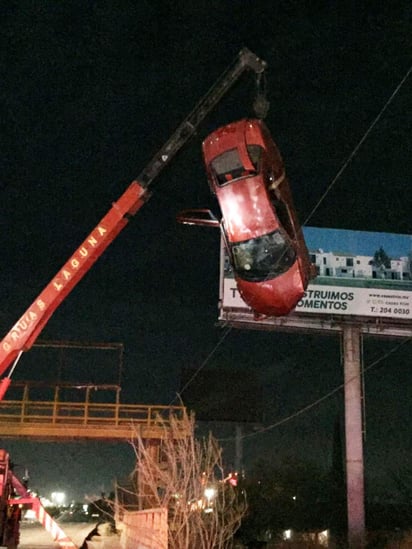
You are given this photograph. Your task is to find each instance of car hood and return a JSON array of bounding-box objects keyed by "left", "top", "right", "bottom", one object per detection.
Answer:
[{"left": 236, "top": 260, "right": 305, "bottom": 317}]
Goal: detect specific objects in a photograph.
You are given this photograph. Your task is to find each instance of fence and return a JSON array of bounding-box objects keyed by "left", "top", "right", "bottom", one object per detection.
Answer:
[{"left": 0, "top": 381, "right": 188, "bottom": 440}]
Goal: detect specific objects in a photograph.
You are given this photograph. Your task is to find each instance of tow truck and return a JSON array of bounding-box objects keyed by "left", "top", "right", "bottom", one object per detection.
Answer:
[
  {"left": 0, "top": 449, "right": 78, "bottom": 549},
  {"left": 0, "top": 49, "right": 267, "bottom": 547}
]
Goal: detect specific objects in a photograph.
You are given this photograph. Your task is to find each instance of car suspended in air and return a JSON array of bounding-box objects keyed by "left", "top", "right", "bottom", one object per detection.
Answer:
[{"left": 178, "top": 118, "right": 315, "bottom": 318}]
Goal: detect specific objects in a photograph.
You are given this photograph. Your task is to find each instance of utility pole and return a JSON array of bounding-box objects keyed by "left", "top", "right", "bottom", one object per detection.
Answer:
[
  {"left": 235, "top": 424, "right": 243, "bottom": 472},
  {"left": 343, "top": 324, "right": 365, "bottom": 548}
]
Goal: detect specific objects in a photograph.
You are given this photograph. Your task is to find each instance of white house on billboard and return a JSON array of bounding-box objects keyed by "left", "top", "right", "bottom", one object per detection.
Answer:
[
  {"left": 389, "top": 257, "right": 410, "bottom": 280},
  {"left": 309, "top": 250, "right": 411, "bottom": 281}
]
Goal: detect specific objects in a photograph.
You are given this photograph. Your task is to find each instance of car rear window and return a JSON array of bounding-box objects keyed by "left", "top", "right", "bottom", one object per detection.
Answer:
[{"left": 211, "top": 145, "right": 262, "bottom": 185}]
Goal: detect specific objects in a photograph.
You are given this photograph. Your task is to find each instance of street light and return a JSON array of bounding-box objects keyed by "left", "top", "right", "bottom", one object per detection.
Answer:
[
  {"left": 51, "top": 491, "right": 66, "bottom": 506},
  {"left": 204, "top": 487, "right": 216, "bottom": 513}
]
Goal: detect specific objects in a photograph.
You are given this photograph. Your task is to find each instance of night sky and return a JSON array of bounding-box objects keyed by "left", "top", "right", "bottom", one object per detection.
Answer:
[{"left": 1, "top": 2, "right": 411, "bottom": 501}]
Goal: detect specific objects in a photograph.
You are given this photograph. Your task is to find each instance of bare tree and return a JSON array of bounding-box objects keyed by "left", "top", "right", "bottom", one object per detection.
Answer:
[{"left": 120, "top": 409, "right": 246, "bottom": 549}]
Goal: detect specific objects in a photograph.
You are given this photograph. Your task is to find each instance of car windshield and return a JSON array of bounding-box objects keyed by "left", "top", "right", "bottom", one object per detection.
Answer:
[
  {"left": 211, "top": 145, "right": 262, "bottom": 185},
  {"left": 230, "top": 229, "right": 296, "bottom": 282}
]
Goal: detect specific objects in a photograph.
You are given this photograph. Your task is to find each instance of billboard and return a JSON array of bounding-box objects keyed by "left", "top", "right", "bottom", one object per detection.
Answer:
[{"left": 220, "top": 227, "right": 412, "bottom": 324}]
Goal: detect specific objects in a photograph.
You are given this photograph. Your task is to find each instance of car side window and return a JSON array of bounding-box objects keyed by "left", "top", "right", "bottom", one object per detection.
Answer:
[
  {"left": 211, "top": 146, "right": 263, "bottom": 185},
  {"left": 246, "top": 145, "right": 262, "bottom": 167},
  {"left": 270, "top": 193, "right": 295, "bottom": 241}
]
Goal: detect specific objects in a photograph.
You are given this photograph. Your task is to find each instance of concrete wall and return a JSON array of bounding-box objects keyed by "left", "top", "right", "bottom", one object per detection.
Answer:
[{"left": 117, "top": 508, "right": 167, "bottom": 549}]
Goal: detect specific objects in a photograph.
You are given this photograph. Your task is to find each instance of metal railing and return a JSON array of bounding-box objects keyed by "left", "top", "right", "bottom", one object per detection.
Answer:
[{"left": 0, "top": 381, "right": 187, "bottom": 438}]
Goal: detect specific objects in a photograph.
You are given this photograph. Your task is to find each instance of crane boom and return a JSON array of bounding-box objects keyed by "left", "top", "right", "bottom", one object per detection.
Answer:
[{"left": 0, "top": 48, "right": 267, "bottom": 398}]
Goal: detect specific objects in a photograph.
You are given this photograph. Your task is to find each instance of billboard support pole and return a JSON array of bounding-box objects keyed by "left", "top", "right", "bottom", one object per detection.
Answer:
[{"left": 343, "top": 324, "right": 365, "bottom": 549}]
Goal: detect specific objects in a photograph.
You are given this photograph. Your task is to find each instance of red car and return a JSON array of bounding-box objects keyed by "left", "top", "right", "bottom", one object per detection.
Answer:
[{"left": 202, "top": 118, "right": 314, "bottom": 318}]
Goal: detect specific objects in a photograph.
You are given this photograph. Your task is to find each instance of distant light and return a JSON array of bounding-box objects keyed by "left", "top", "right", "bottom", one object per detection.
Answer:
[
  {"left": 319, "top": 530, "right": 329, "bottom": 545},
  {"left": 204, "top": 487, "right": 216, "bottom": 501},
  {"left": 224, "top": 472, "right": 238, "bottom": 486},
  {"left": 283, "top": 529, "right": 292, "bottom": 540},
  {"left": 51, "top": 491, "right": 66, "bottom": 506},
  {"left": 40, "top": 496, "right": 52, "bottom": 507},
  {"left": 23, "top": 509, "right": 37, "bottom": 521}
]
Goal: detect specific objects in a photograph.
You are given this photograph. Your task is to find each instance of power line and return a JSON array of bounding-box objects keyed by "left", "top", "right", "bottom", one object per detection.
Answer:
[
  {"left": 170, "top": 325, "right": 232, "bottom": 405},
  {"left": 219, "top": 337, "right": 411, "bottom": 442},
  {"left": 303, "top": 63, "right": 412, "bottom": 226}
]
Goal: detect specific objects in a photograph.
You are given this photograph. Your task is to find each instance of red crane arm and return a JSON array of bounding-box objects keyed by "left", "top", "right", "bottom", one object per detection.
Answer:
[{"left": 0, "top": 181, "right": 148, "bottom": 379}]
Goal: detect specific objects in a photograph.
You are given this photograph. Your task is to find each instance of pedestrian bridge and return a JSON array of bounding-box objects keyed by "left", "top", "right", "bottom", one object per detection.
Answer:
[{"left": 0, "top": 381, "right": 188, "bottom": 441}]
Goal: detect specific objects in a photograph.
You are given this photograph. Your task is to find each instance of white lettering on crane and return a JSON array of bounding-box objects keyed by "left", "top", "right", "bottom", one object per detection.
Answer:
[
  {"left": 52, "top": 225, "right": 107, "bottom": 292},
  {"left": 1, "top": 226, "right": 108, "bottom": 351},
  {"left": 9, "top": 311, "right": 38, "bottom": 342}
]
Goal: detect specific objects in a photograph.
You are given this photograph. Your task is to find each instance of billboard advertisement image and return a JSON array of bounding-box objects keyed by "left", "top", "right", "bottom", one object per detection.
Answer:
[{"left": 221, "top": 227, "right": 412, "bottom": 322}]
